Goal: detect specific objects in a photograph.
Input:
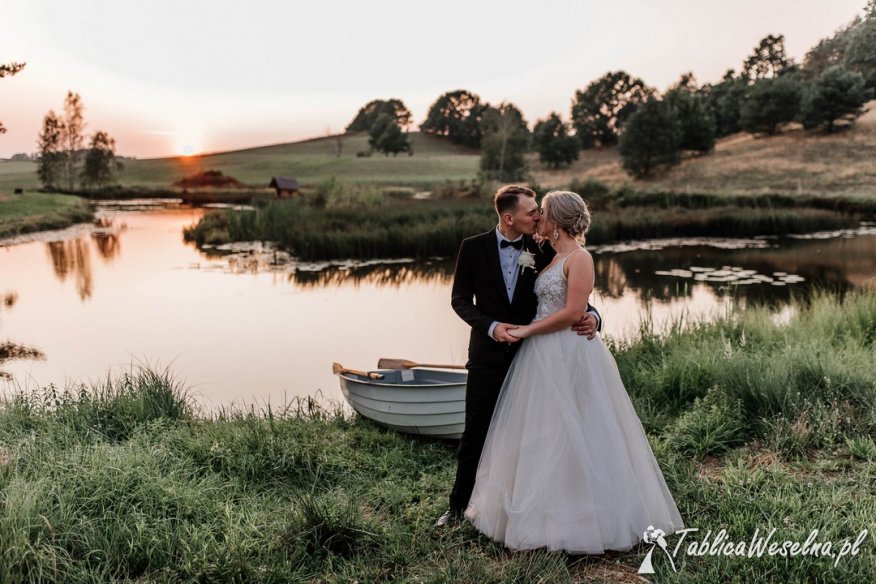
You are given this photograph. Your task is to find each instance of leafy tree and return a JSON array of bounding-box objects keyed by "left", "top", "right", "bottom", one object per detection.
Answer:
[
  {"left": 672, "top": 71, "right": 700, "bottom": 93},
  {"left": 702, "top": 70, "right": 748, "bottom": 137},
  {"left": 804, "top": 17, "right": 861, "bottom": 78},
  {"left": 346, "top": 99, "right": 412, "bottom": 132},
  {"left": 740, "top": 76, "right": 804, "bottom": 135},
  {"left": 81, "top": 131, "right": 121, "bottom": 187},
  {"left": 37, "top": 111, "right": 65, "bottom": 188},
  {"left": 0, "top": 61, "right": 25, "bottom": 134},
  {"left": 741, "top": 34, "right": 798, "bottom": 82},
  {"left": 533, "top": 113, "right": 579, "bottom": 168},
  {"left": 664, "top": 87, "right": 716, "bottom": 153},
  {"left": 479, "top": 103, "right": 529, "bottom": 181},
  {"left": 62, "top": 91, "right": 86, "bottom": 190},
  {"left": 571, "top": 70, "right": 653, "bottom": 148},
  {"left": 844, "top": 12, "right": 876, "bottom": 90},
  {"left": 420, "top": 89, "right": 487, "bottom": 148},
  {"left": 0, "top": 62, "right": 24, "bottom": 78},
  {"left": 618, "top": 99, "right": 682, "bottom": 178},
  {"left": 368, "top": 114, "right": 412, "bottom": 156},
  {"left": 801, "top": 65, "right": 873, "bottom": 132}
]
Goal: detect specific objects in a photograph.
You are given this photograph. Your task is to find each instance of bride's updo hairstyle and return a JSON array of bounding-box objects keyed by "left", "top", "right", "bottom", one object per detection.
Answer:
[{"left": 542, "top": 190, "right": 591, "bottom": 242}]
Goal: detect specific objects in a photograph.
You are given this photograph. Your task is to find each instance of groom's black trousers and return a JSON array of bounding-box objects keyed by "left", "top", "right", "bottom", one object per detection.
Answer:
[{"left": 449, "top": 360, "right": 513, "bottom": 514}]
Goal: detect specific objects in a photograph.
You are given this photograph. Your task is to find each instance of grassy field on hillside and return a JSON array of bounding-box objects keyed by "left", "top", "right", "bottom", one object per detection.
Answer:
[
  {"left": 0, "top": 162, "right": 40, "bottom": 194},
  {"left": 0, "top": 134, "right": 481, "bottom": 193},
  {"left": 532, "top": 102, "right": 876, "bottom": 197},
  {"left": 4, "top": 101, "right": 875, "bottom": 200},
  {"left": 0, "top": 292, "right": 873, "bottom": 582}
]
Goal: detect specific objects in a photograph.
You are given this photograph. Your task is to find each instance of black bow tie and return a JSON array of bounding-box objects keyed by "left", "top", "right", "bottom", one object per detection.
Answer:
[{"left": 500, "top": 239, "right": 524, "bottom": 250}]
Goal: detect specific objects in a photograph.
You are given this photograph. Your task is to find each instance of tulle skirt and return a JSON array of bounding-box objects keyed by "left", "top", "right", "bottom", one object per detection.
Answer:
[{"left": 465, "top": 329, "right": 684, "bottom": 554}]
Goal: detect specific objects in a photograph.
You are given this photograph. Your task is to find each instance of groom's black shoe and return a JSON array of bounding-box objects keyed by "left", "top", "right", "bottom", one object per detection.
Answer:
[{"left": 433, "top": 509, "right": 462, "bottom": 528}]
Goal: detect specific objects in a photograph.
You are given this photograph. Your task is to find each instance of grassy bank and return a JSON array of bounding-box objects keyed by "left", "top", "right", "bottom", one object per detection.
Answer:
[
  {"left": 184, "top": 183, "right": 864, "bottom": 261},
  {"left": 0, "top": 292, "right": 873, "bottom": 582},
  {"left": 0, "top": 192, "right": 93, "bottom": 240}
]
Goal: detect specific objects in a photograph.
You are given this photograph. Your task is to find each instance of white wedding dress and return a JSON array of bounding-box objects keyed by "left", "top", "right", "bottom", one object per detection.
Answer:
[{"left": 465, "top": 251, "right": 684, "bottom": 554}]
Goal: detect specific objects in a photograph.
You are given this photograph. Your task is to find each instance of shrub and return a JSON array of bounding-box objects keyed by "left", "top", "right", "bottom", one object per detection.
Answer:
[
  {"left": 618, "top": 99, "right": 682, "bottom": 178},
  {"left": 801, "top": 65, "right": 873, "bottom": 132},
  {"left": 740, "top": 76, "right": 804, "bottom": 135}
]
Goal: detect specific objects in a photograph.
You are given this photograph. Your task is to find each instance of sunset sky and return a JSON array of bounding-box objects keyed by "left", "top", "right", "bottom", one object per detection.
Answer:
[{"left": 1, "top": 0, "right": 868, "bottom": 159}]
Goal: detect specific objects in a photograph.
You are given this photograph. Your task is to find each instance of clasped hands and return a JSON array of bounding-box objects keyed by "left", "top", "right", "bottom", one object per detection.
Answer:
[{"left": 494, "top": 313, "right": 598, "bottom": 343}]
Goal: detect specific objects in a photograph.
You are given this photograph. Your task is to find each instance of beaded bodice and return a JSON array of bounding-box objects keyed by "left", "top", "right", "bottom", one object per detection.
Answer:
[{"left": 534, "top": 253, "right": 572, "bottom": 321}]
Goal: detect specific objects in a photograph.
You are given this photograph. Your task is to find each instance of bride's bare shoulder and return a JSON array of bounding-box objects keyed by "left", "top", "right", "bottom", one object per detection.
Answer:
[{"left": 564, "top": 247, "right": 593, "bottom": 277}]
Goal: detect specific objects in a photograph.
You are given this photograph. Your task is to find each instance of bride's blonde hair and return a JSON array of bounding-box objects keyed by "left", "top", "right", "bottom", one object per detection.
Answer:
[{"left": 542, "top": 190, "right": 591, "bottom": 242}]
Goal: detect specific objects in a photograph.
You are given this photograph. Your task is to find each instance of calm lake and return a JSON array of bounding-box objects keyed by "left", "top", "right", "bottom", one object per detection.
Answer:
[{"left": 2, "top": 201, "right": 874, "bottom": 408}]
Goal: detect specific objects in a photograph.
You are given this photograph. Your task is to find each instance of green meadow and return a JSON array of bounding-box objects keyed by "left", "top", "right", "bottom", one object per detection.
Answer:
[
  {"left": 0, "top": 133, "right": 480, "bottom": 193},
  {"left": 0, "top": 191, "right": 92, "bottom": 239},
  {"left": 0, "top": 291, "right": 873, "bottom": 582}
]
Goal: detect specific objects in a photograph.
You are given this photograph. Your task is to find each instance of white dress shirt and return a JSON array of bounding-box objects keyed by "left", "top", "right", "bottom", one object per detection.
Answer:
[{"left": 488, "top": 227, "right": 523, "bottom": 340}]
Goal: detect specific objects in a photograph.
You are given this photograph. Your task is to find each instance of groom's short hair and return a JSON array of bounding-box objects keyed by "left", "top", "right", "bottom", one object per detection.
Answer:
[{"left": 494, "top": 185, "right": 536, "bottom": 215}]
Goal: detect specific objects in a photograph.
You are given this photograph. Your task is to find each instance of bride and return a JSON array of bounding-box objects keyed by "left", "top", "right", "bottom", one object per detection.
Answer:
[{"left": 464, "top": 190, "right": 684, "bottom": 554}]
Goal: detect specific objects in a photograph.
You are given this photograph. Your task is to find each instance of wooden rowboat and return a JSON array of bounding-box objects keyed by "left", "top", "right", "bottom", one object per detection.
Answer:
[{"left": 333, "top": 363, "right": 466, "bottom": 439}]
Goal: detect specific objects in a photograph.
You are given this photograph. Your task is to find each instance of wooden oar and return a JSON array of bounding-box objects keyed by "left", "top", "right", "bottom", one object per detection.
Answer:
[
  {"left": 332, "top": 362, "right": 384, "bottom": 380},
  {"left": 377, "top": 358, "right": 466, "bottom": 370}
]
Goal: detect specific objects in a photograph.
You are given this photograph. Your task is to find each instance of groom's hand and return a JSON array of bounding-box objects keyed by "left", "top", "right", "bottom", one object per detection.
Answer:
[
  {"left": 493, "top": 323, "right": 521, "bottom": 343},
  {"left": 571, "top": 313, "right": 597, "bottom": 339}
]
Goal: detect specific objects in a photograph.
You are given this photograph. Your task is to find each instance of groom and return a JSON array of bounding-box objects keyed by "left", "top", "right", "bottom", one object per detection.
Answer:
[{"left": 436, "top": 184, "right": 601, "bottom": 527}]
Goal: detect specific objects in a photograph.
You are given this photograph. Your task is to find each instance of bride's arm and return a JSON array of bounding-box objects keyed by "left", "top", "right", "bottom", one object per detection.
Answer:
[{"left": 510, "top": 251, "right": 594, "bottom": 339}]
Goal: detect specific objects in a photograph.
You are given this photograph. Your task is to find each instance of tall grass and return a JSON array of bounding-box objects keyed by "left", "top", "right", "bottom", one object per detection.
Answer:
[
  {"left": 615, "top": 291, "right": 876, "bottom": 459},
  {"left": 184, "top": 183, "right": 861, "bottom": 260},
  {"left": 0, "top": 292, "right": 873, "bottom": 581},
  {"left": 184, "top": 197, "right": 497, "bottom": 260}
]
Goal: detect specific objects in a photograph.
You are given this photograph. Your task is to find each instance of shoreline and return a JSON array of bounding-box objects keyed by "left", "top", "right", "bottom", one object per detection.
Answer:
[{"left": 0, "top": 191, "right": 94, "bottom": 240}]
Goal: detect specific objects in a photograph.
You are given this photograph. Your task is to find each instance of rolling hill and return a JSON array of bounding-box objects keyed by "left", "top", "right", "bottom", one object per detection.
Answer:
[{"left": 2, "top": 102, "right": 875, "bottom": 199}]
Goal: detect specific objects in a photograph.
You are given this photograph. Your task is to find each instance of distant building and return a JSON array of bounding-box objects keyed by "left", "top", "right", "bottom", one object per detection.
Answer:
[{"left": 269, "top": 177, "right": 300, "bottom": 198}]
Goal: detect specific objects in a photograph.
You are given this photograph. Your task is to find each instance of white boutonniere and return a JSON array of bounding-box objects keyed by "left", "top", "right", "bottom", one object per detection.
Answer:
[{"left": 518, "top": 250, "right": 536, "bottom": 274}]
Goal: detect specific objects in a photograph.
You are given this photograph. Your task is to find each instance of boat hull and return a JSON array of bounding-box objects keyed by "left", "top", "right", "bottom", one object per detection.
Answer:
[{"left": 336, "top": 368, "right": 466, "bottom": 439}]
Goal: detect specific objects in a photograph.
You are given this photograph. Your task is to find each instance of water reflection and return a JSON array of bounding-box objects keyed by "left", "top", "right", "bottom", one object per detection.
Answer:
[
  {"left": 39, "top": 217, "right": 129, "bottom": 299},
  {"left": 92, "top": 231, "right": 122, "bottom": 261},
  {"left": 91, "top": 217, "right": 125, "bottom": 261},
  {"left": 0, "top": 291, "right": 44, "bottom": 379},
  {"left": 26, "top": 211, "right": 876, "bottom": 308},
  {"left": 46, "top": 239, "right": 94, "bottom": 300},
  {"left": 2, "top": 201, "right": 875, "bottom": 409},
  {"left": 282, "top": 234, "right": 876, "bottom": 307},
  {"left": 591, "top": 234, "right": 876, "bottom": 307},
  {"left": 292, "top": 260, "right": 454, "bottom": 288}
]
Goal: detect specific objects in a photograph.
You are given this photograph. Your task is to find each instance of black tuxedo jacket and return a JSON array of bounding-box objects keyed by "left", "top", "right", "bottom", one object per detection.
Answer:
[{"left": 451, "top": 230, "right": 555, "bottom": 370}]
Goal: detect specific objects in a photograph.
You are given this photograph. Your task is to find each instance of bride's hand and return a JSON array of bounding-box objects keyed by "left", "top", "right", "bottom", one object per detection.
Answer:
[{"left": 508, "top": 325, "right": 531, "bottom": 339}]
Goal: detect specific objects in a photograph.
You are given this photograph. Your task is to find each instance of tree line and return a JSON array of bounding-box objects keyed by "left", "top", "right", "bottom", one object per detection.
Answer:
[
  {"left": 36, "top": 92, "right": 121, "bottom": 190},
  {"left": 3, "top": 60, "right": 122, "bottom": 190},
  {"left": 346, "top": 1, "right": 876, "bottom": 179}
]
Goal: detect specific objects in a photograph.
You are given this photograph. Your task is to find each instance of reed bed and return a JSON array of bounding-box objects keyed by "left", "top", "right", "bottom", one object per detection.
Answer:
[{"left": 183, "top": 180, "right": 864, "bottom": 260}]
